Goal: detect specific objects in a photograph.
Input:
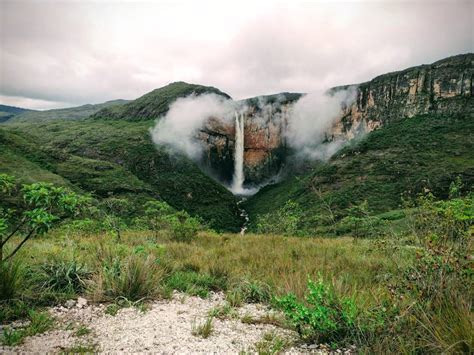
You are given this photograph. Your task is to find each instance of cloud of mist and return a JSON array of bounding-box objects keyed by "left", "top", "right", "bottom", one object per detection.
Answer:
[
  {"left": 150, "top": 94, "right": 237, "bottom": 159},
  {"left": 150, "top": 87, "right": 358, "bottom": 194},
  {"left": 152, "top": 87, "right": 357, "bottom": 166},
  {"left": 286, "top": 87, "right": 357, "bottom": 159}
]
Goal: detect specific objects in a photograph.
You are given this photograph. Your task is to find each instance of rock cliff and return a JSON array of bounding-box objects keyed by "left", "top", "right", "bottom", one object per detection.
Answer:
[
  {"left": 333, "top": 53, "right": 473, "bottom": 138},
  {"left": 199, "top": 54, "right": 473, "bottom": 188},
  {"left": 199, "top": 94, "right": 300, "bottom": 185}
]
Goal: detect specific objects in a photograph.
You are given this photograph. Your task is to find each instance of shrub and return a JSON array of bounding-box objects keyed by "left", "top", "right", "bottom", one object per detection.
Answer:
[
  {"left": 380, "top": 190, "right": 473, "bottom": 352},
  {"left": 65, "top": 218, "right": 103, "bottom": 236},
  {"left": 99, "top": 198, "right": 131, "bottom": 242},
  {"left": 256, "top": 200, "right": 302, "bottom": 236},
  {"left": 275, "top": 276, "right": 381, "bottom": 345},
  {"left": 167, "top": 211, "right": 201, "bottom": 243},
  {"left": 143, "top": 200, "right": 174, "bottom": 237},
  {"left": 404, "top": 192, "right": 473, "bottom": 245},
  {"left": 0, "top": 175, "right": 90, "bottom": 262}
]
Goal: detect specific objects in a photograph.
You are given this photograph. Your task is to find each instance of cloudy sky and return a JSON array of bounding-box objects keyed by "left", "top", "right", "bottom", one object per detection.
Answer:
[{"left": 0, "top": 0, "right": 472, "bottom": 110}]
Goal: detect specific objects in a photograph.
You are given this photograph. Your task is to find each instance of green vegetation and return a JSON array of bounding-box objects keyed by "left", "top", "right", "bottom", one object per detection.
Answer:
[
  {"left": 0, "top": 175, "right": 90, "bottom": 262},
  {"left": 245, "top": 114, "right": 474, "bottom": 235},
  {"left": 0, "top": 104, "right": 34, "bottom": 123},
  {"left": 253, "top": 331, "right": 291, "bottom": 354},
  {"left": 1, "top": 310, "right": 53, "bottom": 346},
  {"left": 191, "top": 316, "right": 214, "bottom": 338},
  {"left": 5, "top": 99, "right": 129, "bottom": 123},
  {"left": 0, "top": 119, "right": 241, "bottom": 232},
  {"left": 0, "top": 187, "right": 471, "bottom": 351},
  {"left": 90, "top": 81, "right": 230, "bottom": 121},
  {"left": 0, "top": 91, "right": 472, "bottom": 352}
]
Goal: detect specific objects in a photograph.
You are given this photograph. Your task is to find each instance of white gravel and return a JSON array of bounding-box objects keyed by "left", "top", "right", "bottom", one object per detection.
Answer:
[
  {"left": 2, "top": 292, "right": 305, "bottom": 354},
  {"left": 2, "top": 293, "right": 356, "bottom": 354}
]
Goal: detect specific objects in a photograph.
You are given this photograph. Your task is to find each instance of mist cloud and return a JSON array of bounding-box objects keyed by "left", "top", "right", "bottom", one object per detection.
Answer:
[
  {"left": 286, "top": 87, "right": 357, "bottom": 159},
  {"left": 150, "top": 94, "right": 237, "bottom": 160},
  {"left": 151, "top": 86, "right": 357, "bottom": 167},
  {"left": 287, "top": 88, "right": 357, "bottom": 148}
]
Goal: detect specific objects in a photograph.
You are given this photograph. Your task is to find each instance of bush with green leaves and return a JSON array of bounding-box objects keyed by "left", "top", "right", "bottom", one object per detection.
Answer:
[
  {"left": 404, "top": 191, "right": 473, "bottom": 245},
  {"left": 143, "top": 200, "right": 174, "bottom": 237},
  {"left": 336, "top": 200, "right": 386, "bottom": 238},
  {"left": 383, "top": 187, "right": 473, "bottom": 352},
  {"left": 166, "top": 211, "right": 201, "bottom": 242},
  {"left": 0, "top": 174, "right": 90, "bottom": 262},
  {"left": 99, "top": 198, "right": 131, "bottom": 241},
  {"left": 276, "top": 276, "right": 386, "bottom": 346},
  {"left": 256, "top": 200, "right": 302, "bottom": 236}
]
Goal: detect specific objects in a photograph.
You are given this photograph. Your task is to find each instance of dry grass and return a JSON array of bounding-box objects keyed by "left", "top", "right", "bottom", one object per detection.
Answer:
[{"left": 8, "top": 229, "right": 413, "bottom": 305}]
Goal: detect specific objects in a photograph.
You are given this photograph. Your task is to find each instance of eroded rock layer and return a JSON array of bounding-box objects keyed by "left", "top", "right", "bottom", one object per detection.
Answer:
[
  {"left": 333, "top": 53, "right": 473, "bottom": 138},
  {"left": 199, "top": 54, "right": 473, "bottom": 188}
]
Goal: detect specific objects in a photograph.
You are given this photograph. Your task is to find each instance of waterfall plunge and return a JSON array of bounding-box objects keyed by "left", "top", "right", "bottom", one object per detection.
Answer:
[{"left": 231, "top": 112, "right": 245, "bottom": 194}]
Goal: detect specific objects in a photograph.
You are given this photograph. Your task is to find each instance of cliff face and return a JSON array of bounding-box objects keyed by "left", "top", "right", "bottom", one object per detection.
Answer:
[
  {"left": 198, "top": 95, "right": 298, "bottom": 186},
  {"left": 333, "top": 53, "right": 473, "bottom": 138},
  {"left": 198, "top": 54, "right": 473, "bottom": 187}
]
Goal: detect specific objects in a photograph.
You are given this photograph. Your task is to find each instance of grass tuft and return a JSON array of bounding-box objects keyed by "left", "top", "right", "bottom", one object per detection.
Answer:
[{"left": 191, "top": 317, "right": 214, "bottom": 339}]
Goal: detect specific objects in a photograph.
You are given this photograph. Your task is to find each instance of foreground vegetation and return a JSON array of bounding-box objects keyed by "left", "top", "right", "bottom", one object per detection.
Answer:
[{"left": 1, "top": 177, "right": 472, "bottom": 352}]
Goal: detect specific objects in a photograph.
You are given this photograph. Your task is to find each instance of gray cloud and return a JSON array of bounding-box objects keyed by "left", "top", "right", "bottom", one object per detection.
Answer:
[{"left": 0, "top": 0, "right": 472, "bottom": 109}]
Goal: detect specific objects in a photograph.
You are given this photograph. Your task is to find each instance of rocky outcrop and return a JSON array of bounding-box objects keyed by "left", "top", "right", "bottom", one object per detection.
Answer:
[
  {"left": 198, "top": 54, "right": 473, "bottom": 188},
  {"left": 198, "top": 95, "right": 298, "bottom": 186},
  {"left": 333, "top": 53, "right": 473, "bottom": 138}
]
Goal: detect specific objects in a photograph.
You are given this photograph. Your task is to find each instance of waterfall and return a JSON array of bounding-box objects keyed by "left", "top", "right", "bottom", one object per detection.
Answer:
[{"left": 231, "top": 112, "right": 245, "bottom": 194}]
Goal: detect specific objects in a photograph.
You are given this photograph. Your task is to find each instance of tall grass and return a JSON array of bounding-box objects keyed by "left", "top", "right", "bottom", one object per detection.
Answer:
[
  {"left": 89, "top": 250, "right": 165, "bottom": 302},
  {"left": 2, "top": 222, "right": 470, "bottom": 352},
  {"left": 0, "top": 261, "right": 22, "bottom": 300}
]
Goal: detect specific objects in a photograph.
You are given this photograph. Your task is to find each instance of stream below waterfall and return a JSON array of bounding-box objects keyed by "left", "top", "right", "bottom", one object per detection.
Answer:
[{"left": 237, "top": 198, "right": 250, "bottom": 235}]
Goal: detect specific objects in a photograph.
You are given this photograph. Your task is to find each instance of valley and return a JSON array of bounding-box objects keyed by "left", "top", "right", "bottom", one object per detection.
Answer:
[{"left": 0, "top": 54, "right": 472, "bottom": 353}]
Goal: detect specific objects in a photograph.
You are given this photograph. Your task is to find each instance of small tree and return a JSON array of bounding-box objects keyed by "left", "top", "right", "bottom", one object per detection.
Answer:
[
  {"left": 100, "top": 198, "right": 130, "bottom": 242},
  {"left": 0, "top": 174, "right": 90, "bottom": 262},
  {"left": 143, "top": 200, "right": 174, "bottom": 238},
  {"left": 166, "top": 211, "right": 201, "bottom": 242},
  {"left": 256, "top": 200, "right": 302, "bottom": 236}
]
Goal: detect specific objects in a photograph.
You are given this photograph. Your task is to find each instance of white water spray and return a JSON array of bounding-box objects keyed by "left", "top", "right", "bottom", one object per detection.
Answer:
[{"left": 231, "top": 112, "right": 245, "bottom": 194}]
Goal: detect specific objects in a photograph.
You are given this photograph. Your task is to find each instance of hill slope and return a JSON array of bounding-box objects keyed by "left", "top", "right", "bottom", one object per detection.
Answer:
[
  {"left": 0, "top": 104, "right": 35, "bottom": 123},
  {"left": 6, "top": 99, "right": 129, "bottom": 123},
  {"left": 1, "top": 120, "right": 242, "bottom": 232},
  {"left": 91, "top": 82, "right": 231, "bottom": 121},
  {"left": 244, "top": 112, "right": 474, "bottom": 233}
]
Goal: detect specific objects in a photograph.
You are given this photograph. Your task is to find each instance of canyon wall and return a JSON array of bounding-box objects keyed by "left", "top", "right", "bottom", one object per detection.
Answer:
[
  {"left": 199, "top": 95, "right": 298, "bottom": 185},
  {"left": 333, "top": 53, "right": 473, "bottom": 138},
  {"left": 199, "top": 53, "right": 473, "bottom": 187}
]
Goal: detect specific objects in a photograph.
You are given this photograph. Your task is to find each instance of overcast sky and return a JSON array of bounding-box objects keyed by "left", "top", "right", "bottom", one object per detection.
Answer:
[{"left": 0, "top": 0, "right": 472, "bottom": 110}]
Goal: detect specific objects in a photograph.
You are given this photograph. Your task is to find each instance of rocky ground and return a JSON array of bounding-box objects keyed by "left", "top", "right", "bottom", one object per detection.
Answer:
[{"left": 1, "top": 292, "right": 355, "bottom": 354}]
